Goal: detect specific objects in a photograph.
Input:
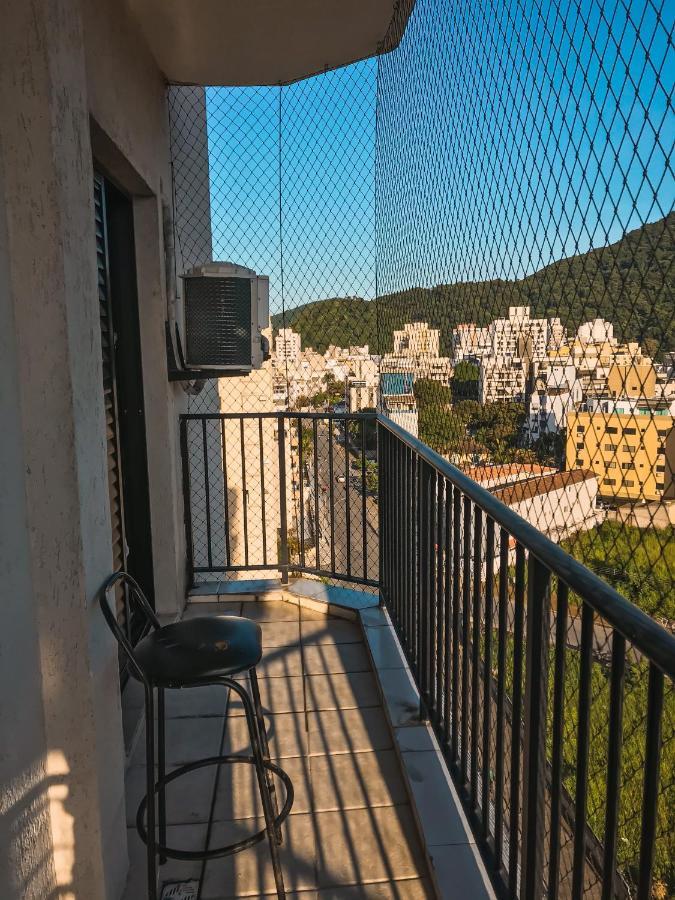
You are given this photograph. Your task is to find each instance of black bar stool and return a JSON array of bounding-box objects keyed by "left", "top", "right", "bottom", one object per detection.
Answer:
[{"left": 99, "top": 572, "right": 294, "bottom": 900}]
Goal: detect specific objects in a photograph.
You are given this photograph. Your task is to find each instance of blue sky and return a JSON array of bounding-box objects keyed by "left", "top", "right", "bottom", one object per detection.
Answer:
[{"left": 205, "top": 0, "right": 673, "bottom": 313}]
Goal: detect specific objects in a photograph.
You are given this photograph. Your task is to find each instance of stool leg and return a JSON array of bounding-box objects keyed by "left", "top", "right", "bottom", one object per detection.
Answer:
[
  {"left": 157, "top": 687, "right": 167, "bottom": 865},
  {"left": 144, "top": 685, "right": 158, "bottom": 900},
  {"left": 238, "top": 682, "right": 286, "bottom": 900},
  {"left": 249, "top": 668, "right": 282, "bottom": 845}
]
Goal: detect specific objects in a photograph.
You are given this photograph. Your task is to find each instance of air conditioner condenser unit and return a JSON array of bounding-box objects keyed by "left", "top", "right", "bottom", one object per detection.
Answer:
[{"left": 180, "top": 262, "right": 269, "bottom": 372}]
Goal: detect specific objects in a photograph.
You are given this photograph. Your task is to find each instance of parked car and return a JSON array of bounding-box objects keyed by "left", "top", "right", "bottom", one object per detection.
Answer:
[{"left": 335, "top": 475, "right": 346, "bottom": 484}]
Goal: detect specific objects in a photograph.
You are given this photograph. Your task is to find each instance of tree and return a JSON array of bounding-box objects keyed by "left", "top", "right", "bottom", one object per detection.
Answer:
[
  {"left": 364, "top": 459, "right": 378, "bottom": 494},
  {"left": 452, "top": 361, "right": 480, "bottom": 401}
]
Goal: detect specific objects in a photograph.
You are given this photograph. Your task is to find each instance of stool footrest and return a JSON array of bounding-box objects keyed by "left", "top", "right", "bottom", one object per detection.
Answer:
[{"left": 136, "top": 755, "right": 294, "bottom": 861}]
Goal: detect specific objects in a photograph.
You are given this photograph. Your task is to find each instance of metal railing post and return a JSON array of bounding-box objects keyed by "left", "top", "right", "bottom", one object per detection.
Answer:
[
  {"left": 179, "top": 417, "right": 195, "bottom": 590},
  {"left": 277, "top": 415, "right": 289, "bottom": 585},
  {"left": 521, "top": 554, "right": 551, "bottom": 900}
]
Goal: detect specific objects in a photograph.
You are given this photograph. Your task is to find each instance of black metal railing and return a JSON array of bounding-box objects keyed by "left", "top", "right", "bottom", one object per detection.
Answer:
[
  {"left": 180, "top": 409, "right": 674, "bottom": 898},
  {"left": 378, "top": 414, "right": 675, "bottom": 900},
  {"left": 180, "top": 411, "right": 378, "bottom": 587}
]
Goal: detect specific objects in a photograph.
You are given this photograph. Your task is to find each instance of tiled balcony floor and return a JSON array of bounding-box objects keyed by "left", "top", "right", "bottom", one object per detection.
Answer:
[{"left": 123, "top": 597, "right": 434, "bottom": 899}]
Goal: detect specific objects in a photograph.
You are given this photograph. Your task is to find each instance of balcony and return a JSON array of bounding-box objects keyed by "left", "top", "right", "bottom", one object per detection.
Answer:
[{"left": 172, "top": 411, "right": 675, "bottom": 900}]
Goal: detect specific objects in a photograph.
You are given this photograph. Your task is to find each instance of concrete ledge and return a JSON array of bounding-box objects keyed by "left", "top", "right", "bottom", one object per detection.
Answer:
[
  {"left": 359, "top": 609, "right": 496, "bottom": 900},
  {"left": 187, "top": 577, "right": 379, "bottom": 623}
]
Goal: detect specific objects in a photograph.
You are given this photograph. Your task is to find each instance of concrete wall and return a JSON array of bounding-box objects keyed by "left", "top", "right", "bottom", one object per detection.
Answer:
[{"left": 0, "top": 0, "right": 186, "bottom": 896}]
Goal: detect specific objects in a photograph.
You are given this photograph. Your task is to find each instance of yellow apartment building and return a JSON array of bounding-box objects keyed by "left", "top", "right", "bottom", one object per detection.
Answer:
[{"left": 567, "top": 408, "right": 674, "bottom": 501}]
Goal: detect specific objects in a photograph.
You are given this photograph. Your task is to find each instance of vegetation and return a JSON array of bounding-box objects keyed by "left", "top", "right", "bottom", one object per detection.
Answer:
[
  {"left": 346, "top": 407, "right": 378, "bottom": 452},
  {"left": 562, "top": 521, "right": 675, "bottom": 621},
  {"left": 272, "top": 214, "right": 674, "bottom": 358},
  {"left": 414, "top": 377, "right": 527, "bottom": 462},
  {"left": 452, "top": 361, "right": 480, "bottom": 401}
]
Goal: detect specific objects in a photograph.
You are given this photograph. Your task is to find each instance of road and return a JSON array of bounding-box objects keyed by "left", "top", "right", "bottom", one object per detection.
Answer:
[{"left": 305, "top": 422, "right": 379, "bottom": 583}]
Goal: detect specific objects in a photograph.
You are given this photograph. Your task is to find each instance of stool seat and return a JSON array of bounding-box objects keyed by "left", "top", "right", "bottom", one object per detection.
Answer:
[{"left": 133, "top": 615, "right": 262, "bottom": 687}]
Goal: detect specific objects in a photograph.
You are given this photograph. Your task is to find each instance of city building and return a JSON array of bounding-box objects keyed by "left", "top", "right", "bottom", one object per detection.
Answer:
[
  {"left": 347, "top": 355, "right": 379, "bottom": 411},
  {"left": 489, "top": 306, "right": 555, "bottom": 362},
  {"left": 525, "top": 364, "right": 582, "bottom": 443},
  {"left": 463, "top": 463, "right": 557, "bottom": 489},
  {"left": 492, "top": 469, "right": 602, "bottom": 541},
  {"left": 392, "top": 321, "right": 441, "bottom": 357},
  {"left": 452, "top": 322, "right": 491, "bottom": 360},
  {"left": 479, "top": 354, "right": 527, "bottom": 403},
  {"left": 567, "top": 409, "right": 675, "bottom": 501},
  {"left": 275, "top": 327, "right": 301, "bottom": 361},
  {"left": 380, "top": 394, "right": 419, "bottom": 438}
]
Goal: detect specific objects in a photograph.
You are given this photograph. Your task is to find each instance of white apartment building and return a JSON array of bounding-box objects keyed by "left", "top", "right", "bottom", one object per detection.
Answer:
[
  {"left": 479, "top": 354, "right": 527, "bottom": 403},
  {"left": 393, "top": 321, "right": 441, "bottom": 357},
  {"left": 489, "top": 306, "right": 555, "bottom": 362},
  {"left": 452, "top": 322, "right": 491, "bottom": 360},
  {"left": 577, "top": 318, "right": 614, "bottom": 343},
  {"left": 380, "top": 394, "right": 419, "bottom": 438},
  {"left": 347, "top": 355, "right": 380, "bottom": 411},
  {"left": 492, "top": 469, "right": 602, "bottom": 543},
  {"left": 525, "top": 364, "right": 582, "bottom": 443},
  {"left": 275, "top": 327, "right": 302, "bottom": 361}
]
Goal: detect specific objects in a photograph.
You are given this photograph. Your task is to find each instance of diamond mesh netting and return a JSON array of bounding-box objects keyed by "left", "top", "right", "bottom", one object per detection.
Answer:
[{"left": 169, "top": 1, "right": 673, "bottom": 893}]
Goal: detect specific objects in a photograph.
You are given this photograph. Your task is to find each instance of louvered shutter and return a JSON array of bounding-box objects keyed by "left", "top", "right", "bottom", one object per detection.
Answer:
[{"left": 94, "top": 173, "right": 128, "bottom": 633}]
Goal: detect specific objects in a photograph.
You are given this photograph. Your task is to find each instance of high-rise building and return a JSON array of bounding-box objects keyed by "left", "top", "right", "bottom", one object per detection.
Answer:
[{"left": 275, "top": 327, "right": 301, "bottom": 361}]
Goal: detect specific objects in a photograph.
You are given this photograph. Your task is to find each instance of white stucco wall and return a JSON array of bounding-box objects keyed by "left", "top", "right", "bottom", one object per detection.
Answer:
[{"left": 0, "top": 0, "right": 187, "bottom": 897}]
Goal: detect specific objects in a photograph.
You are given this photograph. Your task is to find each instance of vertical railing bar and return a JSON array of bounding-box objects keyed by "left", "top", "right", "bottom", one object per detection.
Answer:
[
  {"left": 361, "top": 417, "right": 368, "bottom": 581},
  {"left": 313, "top": 418, "right": 320, "bottom": 570},
  {"left": 443, "top": 480, "right": 453, "bottom": 748},
  {"left": 277, "top": 415, "right": 288, "bottom": 584},
  {"left": 461, "top": 496, "right": 472, "bottom": 786},
  {"left": 637, "top": 664, "right": 664, "bottom": 900},
  {"left": 427, "top": 466, "right": 435, "bottom": 710},
  {"left": 508, "top": 542, "right": 526, "bottom": 898},
  {"left": 521, "top": 553, "right": 551, "bottom": 900},
  {"left": 547, "top": 581, "right": 569, "bottom": 900},
  {"left": 202, "top": 418, "right": 213, "bottom": 570},
  {"left": 407, "top": 445, "right": 414, "bottom": 661},
  {"left": 328, "top": 416, "right": 335, "bottom": 575},
  {"left": 258, "top": 417, "right": 267, "bottom": 565},
  {"left": 482, "top": 516, "right": 494, "bottom": 838},
  {"left": 180, "top": 419, "right": 195, "bottom": 586},
  {"left": 451, "top": 487, "right": 461, "bottom": 763},
  {"left": 239, "top": 417, "right": 249, "bottom": 567},
  {"left": 298, "top": 417, "right": 305, "bottom": 568},
  {"left": 419, "top": 462, "right": 430, "bottom": 704},
  {"left": 345, "top": 418, "right": 351, "bottom": 576},
  {"left": 601, "top": 629, "right": 625, "bottom": 900},
  {"left": 571, "top": 601, "right": 594, "bottom": 900},
  {"left": 471, "top": 506, "right": 483, "bottom": 808},
  {"left": 494, "top": 527, "right": 509, "bottom": 870},
  {"left": 414, "top": 453, "right": 422, "bottom": 677},
  {"left": 220, "top": 419, "right": 231, "bottom": 566},
  {"left": 436, "top": 475, "right": 445, "bottom": 731}
]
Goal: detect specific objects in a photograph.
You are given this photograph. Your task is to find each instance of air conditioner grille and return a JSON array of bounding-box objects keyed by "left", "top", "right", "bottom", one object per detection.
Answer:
[{"left": 185, "top": 276, "right": 251, "bottom": 367}]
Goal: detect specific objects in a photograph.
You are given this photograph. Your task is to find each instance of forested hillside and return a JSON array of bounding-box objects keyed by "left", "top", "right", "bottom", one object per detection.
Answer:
[{"left": 272, "top": 213, "right": 674, "bottom": 356}]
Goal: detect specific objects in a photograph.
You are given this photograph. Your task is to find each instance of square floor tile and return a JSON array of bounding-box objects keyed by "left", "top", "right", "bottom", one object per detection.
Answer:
[
  {"left": 213, "top": 753, "right": 311, "bottom": 820},
  {"left": 307, "top": 707, "right": 392, "bottom": 756},
  {"left": 314, "top": 806, "right": 426, "bottom": 888},
  {"left": 303, "top": 643, "right": 370, "bottom": 675},
  {"left": 260, "top": 620, "right": 301, "bottom": 648},
  {"left": 255, "top": 646, "right": 304, "bottom": 678},
  {"left": 310, "top": 750, "right": 408, "bottom": 812},
  {"left": 125, "top": 763, "right": 216, "bottom": 826},
  {"left": 183, "top": 601, "right": 243, "bottom": 618},
  {"left": 222, "top": 711, "right": 308, "bottom": 760},
  {"left": 123, "top": 823, "right": 208, "bottom": 899},
  {"left": 301, "top": 620, "right": 363, "bottom": 644},
  {"left": 240, "top": 600, "right": 300, "bottom": 622},
  {"left": 201, "top": 812, "right": 318, "bottom": 897},
  {"left": 316, "top": 879, "right": 434, "bottom": 898},
  {"left": 165, "top": 684, "right": 230, "bottom": 719},
  {"left": 305, "top": 672, "right": 380, "bottom": 711},
  {"left": 131, "top": 717, "right": 224, "bottom": 767},
  {"left": 230, "top": 674, "right": 305, "bottom": 716}
]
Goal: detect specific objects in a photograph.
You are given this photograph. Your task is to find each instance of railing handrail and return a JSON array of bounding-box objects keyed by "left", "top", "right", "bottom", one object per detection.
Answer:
[
  {"left": 377, "top": 413, "right": 675, "bottom": 680},
  {"left": 180, "top": 411, "right": 377, "bottom": 421}
]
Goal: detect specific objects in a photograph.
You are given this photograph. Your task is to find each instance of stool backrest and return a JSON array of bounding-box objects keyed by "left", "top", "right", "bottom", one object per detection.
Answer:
[{"left": 98, "top": 571, "right": 160, "bottom": 683}]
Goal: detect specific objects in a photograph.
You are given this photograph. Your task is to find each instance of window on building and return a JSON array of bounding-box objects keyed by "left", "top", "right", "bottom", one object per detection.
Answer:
[
  {"left": 656, "top": 465, "right": 665, "bottom": 473},
  {"left": 604, "top": 443, "right": 617, "bottom": 451},
  {"left": 624, "top": 479, "right": 635, "bottom": 487},
  {"left": 575, "top": 458, "right": 583, "bottom": 466},
  {"left": 603, "top": 478, "right": 616, "bottom": 486},
  {"left": 607, "top": 462, "right": 617, "bottom": 469},
  {"left": 625, "top": 428, "right": 636, "bottom": 435},
  {"left": 656, "top": 482, "right": 665, "bottom": 490},
  {"left": 607, "top": 426, "right": 618, "bottom": 434},
  {"left": 622, "top": 462, "right": 633, "bottom": 470},
  {"left": 576, "top": 425, "right": 585, "bottom": 433},
  {"left": 576, "top": 442, "right": 584, "bottom": 449}
]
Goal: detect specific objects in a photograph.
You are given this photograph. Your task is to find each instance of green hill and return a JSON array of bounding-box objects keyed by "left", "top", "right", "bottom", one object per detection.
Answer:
[{"left": 271, "top": 213, "right": 674, "bottom": 357}]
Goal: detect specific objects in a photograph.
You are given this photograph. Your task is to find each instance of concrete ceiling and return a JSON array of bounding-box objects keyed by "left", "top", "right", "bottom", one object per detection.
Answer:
[{"left": 127, "top": 0, "right": 414, "bottom": 86}]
